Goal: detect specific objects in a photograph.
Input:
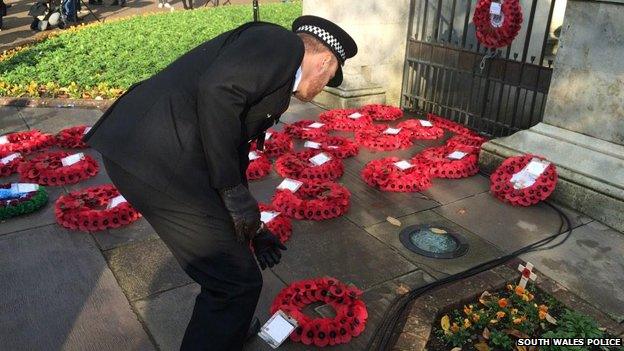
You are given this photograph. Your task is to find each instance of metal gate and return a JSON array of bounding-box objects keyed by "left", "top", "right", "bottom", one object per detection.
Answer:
[{"left": 401, "top": 0, "right": 567, "bottom": 137}]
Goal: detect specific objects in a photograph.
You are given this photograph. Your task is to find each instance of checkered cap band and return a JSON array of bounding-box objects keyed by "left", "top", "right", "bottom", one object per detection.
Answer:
[{"left": 296, "top": 25, "right": 346, "bottom": 62}]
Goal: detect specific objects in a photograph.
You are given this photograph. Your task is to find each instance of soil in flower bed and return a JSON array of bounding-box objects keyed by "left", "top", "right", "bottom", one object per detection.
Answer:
[{"left": 426, "top": 282, "right": 623, "bottom": 351}]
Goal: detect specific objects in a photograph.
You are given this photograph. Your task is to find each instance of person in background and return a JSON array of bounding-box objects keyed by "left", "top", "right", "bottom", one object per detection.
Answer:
[
  {"left": 0, "top": 0, "right": 7, "bottom": 31},
  {"left": 157, "top": 0, "right": 174, "bottom": 11}
]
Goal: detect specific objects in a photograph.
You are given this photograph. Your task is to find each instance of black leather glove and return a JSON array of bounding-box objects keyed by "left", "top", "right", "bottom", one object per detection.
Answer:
[
  {"left": 252, "top": 225, "right": 287, "bottom": 270},
  {"left": 218, "top": 183, "right": 261, "bottom": 244}
]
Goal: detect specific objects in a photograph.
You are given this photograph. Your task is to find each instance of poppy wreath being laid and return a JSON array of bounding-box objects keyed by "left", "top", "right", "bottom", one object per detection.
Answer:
[
  {"left": 284, "top": 120, "right": 330, "bottom": 140},
  {"left": 55, "top": 126, "right": 90, "bottom": 149},
  {"left": 319, "top": 109, "right": 373, "bottom": 131},
  {"left": 246, "top": 151, "right": 272, "bottom": 181},
  {"left": 55, "top": 184, "right": 141, "bottom": 232},
  {"left": 359, "top": 104, "right": 403, "bottom": 121},
  {"left": 361, "top": 157, "right": 432, "bottom": 192},
  {"left": 490, "top": 154, "right": 557, "bottom": 207},
  {"left": 473, "top": 0, "right": 523, "bottom": 49},
  {"left": 272, "top": 181, "right": 350, "bottom": 221},
  {"left": 445, "top": 134, "right": 488, "bottom": 154},
  {"left": 355, "top": 124, "right": 413, "bottom": 151},
  {"left": 0, "top": 130, "right": 54, "bottom": 155},
  {"left": 274, "top": 150, "right": 344, "bottom": 182},
  {"left": 396, "top": 119, "right": 445, "bottom": 140},
  {"left": 251, "top": 131, "right": 294, "bottom": 158},
  {"left": 259, "top": 203, "right": 292, "bottom": 244},
  {"left": 270, "top": 277, "right": 368, "bottom": 347},
  {"left": 18, "top": 151, "right": 99, "bottom": 186},
  {"left": 426, "top": 113, "right": 482, "bottom": 138},
  {"left": 413, "top": 145, "right": 480, "bottom": 179},
  {"left": 0, "top": 152, "right": 24, "bottom": 177},
  {"left": 308, "top": 136, "right": 359, "bottom": 159},
  {"left": 0, "top": 184, "right": 48, "bottom": 220}
]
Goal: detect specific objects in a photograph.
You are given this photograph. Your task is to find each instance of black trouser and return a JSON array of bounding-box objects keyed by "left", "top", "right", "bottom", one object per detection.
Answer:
[{"left": 103, "top": 157, "right": 262, "bottom": 351}]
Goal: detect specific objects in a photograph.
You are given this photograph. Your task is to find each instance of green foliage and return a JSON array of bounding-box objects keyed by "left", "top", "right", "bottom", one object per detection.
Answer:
[
  {"left": 0, "top": 1, "right": 301, "bottom": 97},
  {"left": 542, "top": 310, "right": 607, "bottom": 351},
  {"left": 490, "top": 329, "right": 513, "bottom": 349}
]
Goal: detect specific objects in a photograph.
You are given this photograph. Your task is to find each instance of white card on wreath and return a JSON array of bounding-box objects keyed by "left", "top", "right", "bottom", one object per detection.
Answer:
[
  {"left": 304, "top": 141, "right": 321, "bottom": 149},
  {"left": 348, "top": 112, "right": 363, "bottom": 119},
  {"left": 447, "top": 151, "right": 468, "bottom": 160},
  {"left": 83, "top": 127, "right": 92, "bottom": 135},
  {"left": 383, "top": 127, "right": 402, "bottom": 135},
  {"left": 61, "top": 153, "right": 85, "bottom": 167},
  {"left": 419, "top": 120, "right": 433, "bottom": 127},
  {"left": 258, "top": 310, "right": 298, "bottom": 349},
  {"left": 14, "top": 183, "right": 39, "bottom": 193},
  {"left": 277, "top": 178, "right": 303, "bottom": 193},
  {"left": 260, "top": 211, "right": 281, "bottom": 224},
  {"left": 510, "top": 170, "right": 537, "bottom": 189},
  {"left": 525, "top": 158, "right": 550, "bottom": 177},
  {"left": 490, "top": 2, "right": 502, "bottom": 15},
  {"left": 308, "top": 122, "right": 325, "bottom": 129},
  {"left": 327, "top": 145, "right": 339, "bottom": 149},
  {"left": 394, "top": 160, "right": 413, "bottom": 170},
  {"left": 248, "top": 151, "right": 261, "bottom": 161},
  {"left": 0, "top": 135, "right": 9, "bottom": 145},
  {"left": 265, "top": 132, "right": 273, "bottom": 140},
  {"left": 309, "top": 152, "right": 331, "bottom": 166},
  {"left": 0, "top": 153, "right": 20, "bottom": 165},
  {"left": 108, "top": 195, "right": 127, "bottom": 209}
]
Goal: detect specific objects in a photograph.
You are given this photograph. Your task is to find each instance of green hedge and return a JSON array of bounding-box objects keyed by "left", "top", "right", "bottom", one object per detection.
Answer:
[{"left": 0, "top": 1, "right": 301, "bottom": 98}]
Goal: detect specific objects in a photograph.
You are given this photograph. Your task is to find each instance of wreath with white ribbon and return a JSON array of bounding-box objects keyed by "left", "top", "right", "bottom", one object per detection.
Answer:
[
  {"left": 18, "top": 151, "right": 99, "bottom": 186},
  {"left": 413, "top": 145, "right": 480, "bottom": 179},
  {"left": 361, "top": 157, "right": 432, "bottom": 192},
  {"left": 275, "top": 150, "right": 344, "bottom": 182},
  {"left": 319, "top": 109, "right": 373, "bottom": 131},
  {"left": 271, "top": 181, "right": 350, "bottom": 221},
  {"left": 490, "top": 154, "right": 557, "bottom": 206},
  {"left": 0, "top": 130, "right": 54, "bottom": 155},
  {"left": 473, "top": 0, "right": 523, "bottom": 48}
]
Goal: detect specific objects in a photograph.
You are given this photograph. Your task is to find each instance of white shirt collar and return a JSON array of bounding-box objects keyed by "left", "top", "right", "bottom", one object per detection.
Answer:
[{"left": 292, "top": 66, "right": 303, "bottom": 92}]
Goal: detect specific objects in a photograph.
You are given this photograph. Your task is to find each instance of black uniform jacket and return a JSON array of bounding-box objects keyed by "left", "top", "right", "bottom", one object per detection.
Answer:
[{"left": 84, "top": 22, "right": 305, "bottom": 219}]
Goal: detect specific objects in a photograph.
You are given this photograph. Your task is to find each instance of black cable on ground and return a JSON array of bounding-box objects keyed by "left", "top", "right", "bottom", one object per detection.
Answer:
[{"left": 366, "top": 170, "right": 574, "bottom": 350}]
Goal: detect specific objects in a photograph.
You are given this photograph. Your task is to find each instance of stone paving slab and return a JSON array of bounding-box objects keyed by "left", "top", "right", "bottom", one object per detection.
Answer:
[
  {"left": 18, "top": 106, "right": 101, "bottom": 133},
  {"left": 0, "top": 106, "right": 28, "bottom": 134},
  {"left": 0, "top": 184, "right": 66, "bottom": 236},
  {"left": 104, "top": 236, "right": 193, "bottom": 301},
  {"left": 365, "top": 210, "right": 505, "bottom": 278},
  {"left": 271, "top": 216, "right": 419, "bottom": 290},
  {"left": 94, "top": 217, "right": 158, "bottom": 251},
  {"left": 422, "top": 174, "right": 491, "bottom": 205},
  {"left": 245, "top": 269, "right": 436, "bottom": 351},
  {"left": 134, "top": 269, "right": 285, "bottom": 351},
  {"left": 433, "top": 192, "right": 593, "bottom": 253},
  {"left": 248, "top": 172, "right": 283, "bottom": 204},
  {"left": 0, "top": 225, "right": 154, "bottom": 351},
  {"left": 521, "top": 221, "right": 624, "bottom": 322}
]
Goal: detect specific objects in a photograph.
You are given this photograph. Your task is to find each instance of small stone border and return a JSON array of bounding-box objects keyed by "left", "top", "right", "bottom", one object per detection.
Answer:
[
  {"left": 0, "top": 97, "right": 114, "bottom": 110},
  {"left": 391, "top": 259, "right": 624, "bottom": 350}
]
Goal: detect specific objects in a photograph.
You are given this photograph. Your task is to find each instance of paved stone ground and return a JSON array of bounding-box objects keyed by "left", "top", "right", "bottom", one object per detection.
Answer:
[{"left": 1, "top": 99, "right": 623, "bottom": 350}]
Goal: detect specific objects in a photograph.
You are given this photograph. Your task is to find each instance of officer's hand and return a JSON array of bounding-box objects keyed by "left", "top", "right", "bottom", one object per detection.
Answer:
[
  {"left": 218, "top": 184, "right": 261, "bottom": 244},
  {"left": 252, "top": 227, "right": 287, "bottom": 270}
]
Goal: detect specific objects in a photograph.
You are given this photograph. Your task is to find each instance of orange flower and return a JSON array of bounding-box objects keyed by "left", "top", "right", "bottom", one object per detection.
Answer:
[
  {"left": 511, "top": 308, "right": 519, "bottom": 315},
  {"left": 496, "top": 311, "right": 506, "bottom": 319},
  {"left": 513, "top": 317, "right": 523, "bottom": 324},
  {"left": 498, "top": 298, "right": 508, "bottom": 308},
  {"left": 539, "top": 310, "right": 548, "bottom": 320},
  {"left": 539, "top": 304, "right": 549, "bottom": 312},
  {"left": 451, "top": 323, "right": 460, "bottom": 333},
  {"left": 463, "top": 318, "right": 472, "bottom": 329},
  {"left": 464, "top": 305, "right": 473, "bottom": 315},
  {"left": 472, "top": 313, "right": 481, "bottom": 322},
  {"left": 515, "top": 286, "right": 525, "bottom": 296},
  {"left": 527, "top": 293, "right": 535, "bottom": 301}
]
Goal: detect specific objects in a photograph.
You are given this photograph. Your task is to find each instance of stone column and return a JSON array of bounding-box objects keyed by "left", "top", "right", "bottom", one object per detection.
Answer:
[
  {"left": 480, "top": 0, "right": 624, "bottom": 231},
  {"left": 302, "top": 0, "right": 411, "bottom": 108}
]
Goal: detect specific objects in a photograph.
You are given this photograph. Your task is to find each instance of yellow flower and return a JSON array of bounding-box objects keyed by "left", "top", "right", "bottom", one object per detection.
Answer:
[
  {"left": 463, "top": 318, "right": 472, "bottom": 329},
  {"left": 441, "top": 315, "right": 450, "bottom": 332},
  {"left": 522, "top": 294, "right": 530, "bottom": 302},
  {"left": 527, "top": 293, "right": 534, "bottom": 301},
  {"left": 511, "top": 308, "right": 519, "bottom": 315},
  {"left": 507, "top": 284, "right": 514, "bottom": 291},
  {"left": 464, "top": 305, "right": 473, "bottom": 315},
  {"left": 472, "top": 313, "right": 481, "bottom": 322},
  {"left": 496, "top": 311, "right": 506, "bottom": 319}
]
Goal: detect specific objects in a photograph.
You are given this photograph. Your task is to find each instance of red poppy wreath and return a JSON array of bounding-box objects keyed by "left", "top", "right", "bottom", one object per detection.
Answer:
[
  {"left": 319, "top": 109, "right": 373, "bottom": 131},
  {"left": 18, "top": 151, "right": 99, "bottom": 186},
  {"left": 0, "top": 152, "right": 24, "bottom": 177},
  {"left": 413, "top": 145, "right": 480, "bottom": 179},
  {"left": 284, "top": 120, "right": 330, "bottom": 140},
  {"left": 55, "top": 125, "right": 90, "bottom": 149},
  {"left": 355, "top": 124, "right": 413, "bottom": 151},
  {"left": 359, "top": 104, "right": 403, "bottom": 121},
  {"left": 272, "top": 181, "right": 350, "bottom": 221},
  {"left": 396, "top": 119, "right": 445, "bottom": 140},
  {"left": 274, "top": 150, "right": 344, "bottom": 182},
  {"left": 473, "top": 0, "right": 523, "bottom": 49},
  {"left": 490, "top": 154, "right": 557, "bottom": 206},
  {"left": 304, "top": 136, "right": 359, "bottom": 159},
  {"left": 445, "top": 134, "right": 488, "bottom": 154},
  {"left": 0, "top": 130, "right": 54, "bottom": 155},
  {"left": 55, "top": 184, "right": 141, "bottom": 232},
  {"left": 426, "top": 113, "right": 481, "bottom": 138},
  {"left": 251, "top": 130, "right": 294, "bottom": 158},
  {"left": 246, "top": 150, "right": 272, "bottom": 181},
  {"left": 259, "top": 203, "right": 292, "bottom": 244},
  {"left": 361, "top": 157, "right": 432, "bottom": 192},
  {"left": 270, "top": 277, "right": 368, "bottom": 347}
]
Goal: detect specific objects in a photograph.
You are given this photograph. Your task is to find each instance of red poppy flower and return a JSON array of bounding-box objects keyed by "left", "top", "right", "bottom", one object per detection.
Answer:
[
  {"left": 319, "top": 109, "right": 373, "bottom": 131},
  {"left": 359, "top": 104, "right": 403, "bottom": 121}
]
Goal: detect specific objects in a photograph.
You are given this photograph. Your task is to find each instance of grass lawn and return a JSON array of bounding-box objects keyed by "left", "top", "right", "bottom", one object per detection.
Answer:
[{"left": 0, "top": 1, "right": 301, "bottom": 99}]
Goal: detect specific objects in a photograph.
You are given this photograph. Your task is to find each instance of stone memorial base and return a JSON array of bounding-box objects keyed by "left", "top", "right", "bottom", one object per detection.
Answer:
[{"left": 313, "top": 76, "right": 386, "bottom": 110}]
